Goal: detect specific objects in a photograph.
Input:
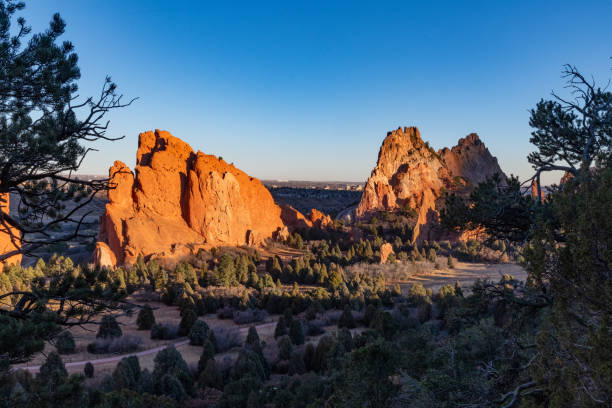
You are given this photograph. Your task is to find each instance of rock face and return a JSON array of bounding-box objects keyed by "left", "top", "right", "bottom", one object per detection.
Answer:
[
  {"left": 309, "top": 208, "right": 332, "bottom": 229},
  {"left": 379, "top": 242, "right": 394, "bottom": 264},
  {"left": 0, "top": 193, "right": 21, "bottom": 267},
  {"left": 357, "top": 127, "right": 504, "bottom": 242},
  {"left": 93, "top": 241, "right": 116, "bottom": 269},
  {"left": 98, "top": 130, "right": 303, "bottom": 265}
]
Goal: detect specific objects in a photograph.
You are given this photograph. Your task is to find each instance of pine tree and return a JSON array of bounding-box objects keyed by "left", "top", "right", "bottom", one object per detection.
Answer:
[
  {"left": 136, "top": 304, "right": 156, "bottom": 330},
  {"left": 274, "top": 316, "right": 287, "bottom": 339},
  {"left": 198, "top": 340, "right": 216, "bottom": 374},
  {"left": 277, "top": 335, "right": 293, "bottom": 360},
  {"left": 55, "top": 331, "right": 75, "bottom": 354},
  {"left": 289, "top": 320, "right": 304, "bottom": 345},
  {"left": 97, "top": 315, "right": 122, "bottom": 339},
  {"left": 178, "top": 308, "right": 197, "bottom": 336},
  {"left": 84, "top": 362, "right": 94, "bottom": 378},
  {"left": 338, "top": 305, "right": 356, "bottom": 329}
]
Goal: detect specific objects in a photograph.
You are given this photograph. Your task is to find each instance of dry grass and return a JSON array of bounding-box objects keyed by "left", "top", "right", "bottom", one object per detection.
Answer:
[{"left": 346, "top": 259, "right": 527, "bottom": 293}]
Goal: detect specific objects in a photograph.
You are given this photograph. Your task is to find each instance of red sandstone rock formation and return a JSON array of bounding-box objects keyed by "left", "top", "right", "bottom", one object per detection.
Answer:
[
  {"left": 97, "top": 130, "right": 304, "bottom": 266},
  {"left": 379, "top": 242, "right": 394, "bottom": 264},
  {"left": 357, "top": 127, "right": 505, "bottom": 242},
  {"left": 309, "top": 208, "right": 332, "bottom": 229},
  {"left": 93, "top": 242, "right": 116, "bottom": 269},
  {"left": 0, "top": 193, "right": 21, "bottom": 267}
]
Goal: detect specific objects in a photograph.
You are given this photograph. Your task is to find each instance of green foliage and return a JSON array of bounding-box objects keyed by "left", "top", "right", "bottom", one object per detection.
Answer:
[
  {"left": 338, "top": 305, "right": 356, "bottom": 329},
  {"left": 330, "top": 342, "right": 398, "bottom": 407},
  {"left": 246, "top": 326, "right": 260, "bottom": 348},
  {"left": 159, "top": 374, "right": 187, "bottom": 402},
  {"left": 84, "top": 362, "right": 94, "bottom": 378},
  {"left": 136, "top": 305, "right": 155, "bottom": 330},
  {"left": 278, "top": 335, "right": 293, "bottom": 360},
  {"left": 199, "top": 358, "right": 222, "bottom": 390},
  {"left": 274, "top": 316, "right": 287, "bottom": 339},
  {"left": 38, "top": 351, "right": 68, "bottom": 386},
  {"left": 0, "top": 313, "right": 55, "bottom": 364},
  {"left": 97, "top": 315, "right": 122, "bottom": 339},
  {"left": 289, "top": 319, "right": 304, "bottom": 345},
  {"left": 55, "top": 331, "right": 75, "bottom": 354},
  {"left": 112, "top": 356, "right": 141, "bottom": 391},
  {"left": 188, "top": 319, "right": 211, "bottom": 346},
  {"left": 441, "top": 174, "right": 536, "bottom": 242},
  {"left": 197, "top": 340, "right": 216, "bottom": 374},
  {"left": 153, "top": 345, "right": 193, "bottom": 397},
  {"left": 0, "top": 0, "right": 131, "bottom": 259},
  {"left": 524, "top": 166, "right": 612, "bottom": 405},
  {"left": 447, "top": 255, "right": 455, "bottom": 269},
  {"left": 178, "top": 308, "right": 197, "bottom": 337},
  {"left": 230, "top": 348, "right": 267, "bottom": 382}
]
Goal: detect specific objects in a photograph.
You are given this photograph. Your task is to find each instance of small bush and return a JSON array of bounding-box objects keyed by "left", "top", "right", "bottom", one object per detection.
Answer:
[
  {"left": 216, "top": 307, "right": 234, "bottom": 319},
  {"left": 84, "top": 362, "right": 94, "bottom": 378},
  {"left": 137, "top": 305, "right": 156, "bottom": 330},
  {"left": 305, "top": 320, "right": 326, "bottom": 336},
  {"left": 233, "top": 308, "right": 268, "bottom": 325},
  {"left": 87, "top": 335, "right": 142, "bottom": 354},
  {"left": 213, "top": 327, "right": 241, "bottom": 352},
  {"left": 56, "top": 331, "right": 76, "bottom": 354},
  {"left": 151, "top": 323, "right": 179, "bottom": 340},
  {"left": 447, "top": 255, "right": 455, "bottom": 269},
  {"left": 188, "top": 320, "right": 211, "bottom": 346}
]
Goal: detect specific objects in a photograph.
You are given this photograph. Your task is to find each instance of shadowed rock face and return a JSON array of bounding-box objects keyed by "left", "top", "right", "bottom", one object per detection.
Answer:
[
  {"left": 357, "top": 126, "right": 505, "bottom": 242},
  {"left": 97, "top": 130, "right": 305, "bottom": 266}
]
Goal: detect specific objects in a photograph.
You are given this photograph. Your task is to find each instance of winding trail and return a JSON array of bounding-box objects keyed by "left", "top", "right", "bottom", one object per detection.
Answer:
[{"left": 17, "top": 321, "right": 277, "bottom": 373}]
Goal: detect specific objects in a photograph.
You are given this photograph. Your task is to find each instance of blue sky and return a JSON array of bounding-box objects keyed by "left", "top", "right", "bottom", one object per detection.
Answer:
[{"left": 24, "top": 1, "right": 612, "bottom": 183}]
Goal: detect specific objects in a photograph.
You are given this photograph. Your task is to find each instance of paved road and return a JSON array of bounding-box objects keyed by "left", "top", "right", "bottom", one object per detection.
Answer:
[{"left": 17, "top": 321, "right": 277, "bottom": 373}]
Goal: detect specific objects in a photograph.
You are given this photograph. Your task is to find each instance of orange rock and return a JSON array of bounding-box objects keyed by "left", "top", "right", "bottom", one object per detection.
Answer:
[
  {"left": 93, "top": 241, "right": 116, "bottom": 268},
  {"left": 97, "top": 130, "right": 306, "bottom": 266},
  {"left": 357, "top": 127, "right": 505, "bottom": 243},
  {"left": 309, "top": 208, "right": 332, "bottom": 229},
  {"left": 0, "top": 193, "right": 21, "bottom": 267},
  {"left": 280, "top": 204, "right": 312, "bottom": 230},
  {"left": 379, "top": 242, "right": 394, "bottom": 264}
]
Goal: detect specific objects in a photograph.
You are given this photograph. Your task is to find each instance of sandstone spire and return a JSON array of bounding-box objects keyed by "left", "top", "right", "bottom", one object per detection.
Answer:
[{"left": 356, "top": 126, "right": 505, "bottom": 242}]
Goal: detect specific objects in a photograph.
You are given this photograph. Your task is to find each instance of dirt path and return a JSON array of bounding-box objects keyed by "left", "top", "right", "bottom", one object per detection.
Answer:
[{"left": 18, "top": 321, "right": 277, "bottom": 374}]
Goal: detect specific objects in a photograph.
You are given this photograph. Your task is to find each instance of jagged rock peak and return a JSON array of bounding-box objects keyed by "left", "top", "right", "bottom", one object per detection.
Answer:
[{"left": 356, "top": 125, "right": 506, "bottom": 243}]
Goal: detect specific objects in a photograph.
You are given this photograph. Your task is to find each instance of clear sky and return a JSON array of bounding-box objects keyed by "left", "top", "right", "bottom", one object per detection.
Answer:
[{"left": 23, "top": 1, "right": 612, "bottom": 183}]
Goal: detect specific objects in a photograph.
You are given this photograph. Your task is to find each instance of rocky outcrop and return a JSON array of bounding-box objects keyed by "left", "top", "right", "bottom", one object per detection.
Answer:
[
  {"left": 438, "top": 133, "right": 504, "bottom": 188},
  {"left": 93, "top": 242, "right": 116, "bottom": 269},
  {"left": 379, "top": 242, "right": 394, "bottom": 264},
  {"left": 98, "top": 130, "right": 305, "bottom": 266},
  {"left": 309, "top": 208, "right": 332, "bottom": 229},
  {"left": 357, "top": 126, "right": 505, "bottom": 242},
  {"left": 0, "top": 193, "right": 21, "bottom": 267}
]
